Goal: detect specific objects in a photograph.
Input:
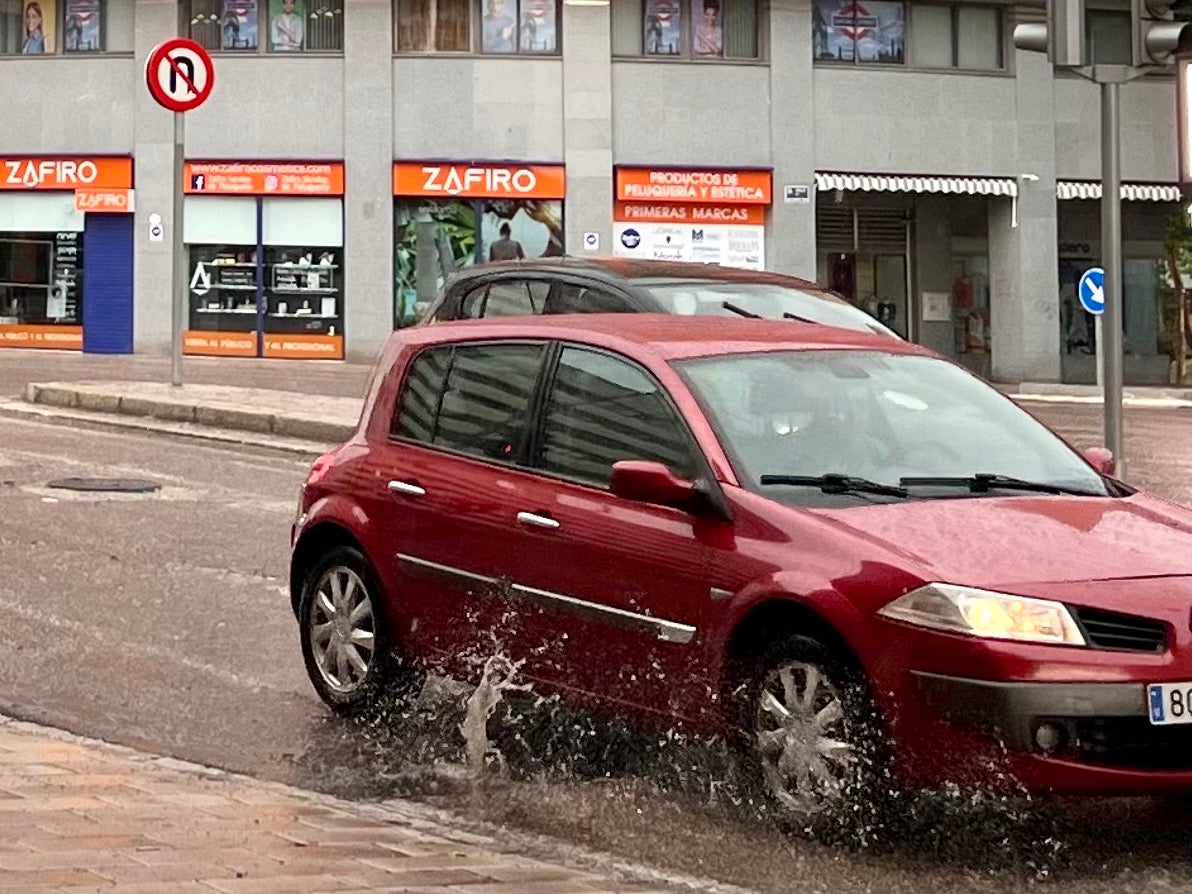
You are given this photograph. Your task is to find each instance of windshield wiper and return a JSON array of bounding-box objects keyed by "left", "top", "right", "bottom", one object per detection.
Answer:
[
  {"left": 759, "top": 473, "right": 908, "bottom": 498},
  {"left": 782, "top": 311, "right": 817, "bottom": 324},
  {"left": 722, "top": 301, "right": 761, "bottom": 319},
  {"left": 899, "top": 474, "right": 1102, "bottom": 497}
]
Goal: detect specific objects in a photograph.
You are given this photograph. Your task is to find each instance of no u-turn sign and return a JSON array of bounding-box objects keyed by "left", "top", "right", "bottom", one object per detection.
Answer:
[{"left": 145, "top": 38, "right": 214, "bottom": 114}]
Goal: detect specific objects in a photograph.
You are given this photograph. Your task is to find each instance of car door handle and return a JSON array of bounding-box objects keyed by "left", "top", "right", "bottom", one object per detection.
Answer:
[
  {"left": 388, "top": 480, "right": 426, "bottom": 497},
  {"left": 516, "top": 511, "right": 560, "bottom": 530}
]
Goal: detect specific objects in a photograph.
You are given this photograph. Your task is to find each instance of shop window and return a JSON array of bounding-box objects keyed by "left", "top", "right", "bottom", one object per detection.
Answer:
[
  {"left": 812, "top": 0, "right": 904, "bottom": 64},
  {"left": 394, "top": 197, "right": 565, "bottom": 327},
  {"left": 909, "top": 4, "right": 1003, "bottom": 70},
  {"left": 0, "top": 0, "right": 131, "bottom": 54},
  {"left": 611, "top": 0, "right": 758, "bottom": 60},
  {"left": 0, "top": 232, "right": 83, "bottom": 327},
  {"left": 1085, "top": 10, "right": 1130, "bottom": 65},
  {"left": 394, "top": 0, "right": 559, "bottom": 54},
  {"left": 187, "top": 0, "right": 344, "bottom": 54}
]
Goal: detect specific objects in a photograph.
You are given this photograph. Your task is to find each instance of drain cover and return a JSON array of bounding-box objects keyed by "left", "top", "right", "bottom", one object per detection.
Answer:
[{"left": 47, "top": 478, "right": 161, "bottom": 494}]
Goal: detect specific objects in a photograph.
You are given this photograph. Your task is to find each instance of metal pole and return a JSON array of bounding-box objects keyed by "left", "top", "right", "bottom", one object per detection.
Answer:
[
  {"left": 1095, "top": 315, "right": 1104, "bottom": 388},
  {"left": 171, "top": 110, "right": 185, "bottom": 388},
  {"left": 1101, "top": 80, "right": 1125, "bottom": 475}
]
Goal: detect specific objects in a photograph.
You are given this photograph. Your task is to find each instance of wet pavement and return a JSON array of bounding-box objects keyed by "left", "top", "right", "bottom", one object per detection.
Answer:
[{"left": 5, "top": 357, "right": 1192, "bottom": 891}]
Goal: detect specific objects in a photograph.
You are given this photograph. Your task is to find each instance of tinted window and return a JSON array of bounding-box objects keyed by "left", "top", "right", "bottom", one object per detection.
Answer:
[
  {"left": 484, "top": 280, "right": 547, "bottom": 317},
  {"left": 552, "top": 282, "right": 635, "bottom": 314},
  {"left": 537, "top": 347, "right": 695, "bottom": 486},
  {"left": 459, "top": 284, "right": 490, "bottom": 319},
  {"left": 394, "top": 343, "right": 545, "bottom": 463}
]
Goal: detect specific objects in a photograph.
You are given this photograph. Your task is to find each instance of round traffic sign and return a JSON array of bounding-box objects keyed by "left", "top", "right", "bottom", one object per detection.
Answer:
[
  {"left": 1078, "top": 266, "right": 1106, "bottom": 316},
  {"left": 145, "top": 38, "right": 214, "bottom": 113}
]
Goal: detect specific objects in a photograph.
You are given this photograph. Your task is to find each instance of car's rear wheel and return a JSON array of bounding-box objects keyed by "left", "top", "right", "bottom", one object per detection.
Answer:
[
  {"left": 736, "top": 635, "right": 891, "bottom": 839},
  {"left": 299, "top": 545, "right": 423, "bottom": 717}
]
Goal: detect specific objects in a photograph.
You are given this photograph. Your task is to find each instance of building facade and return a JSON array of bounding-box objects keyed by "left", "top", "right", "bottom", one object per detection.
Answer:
[{"left": 0, "top": 0, "right": 1181, "bottom": 382}]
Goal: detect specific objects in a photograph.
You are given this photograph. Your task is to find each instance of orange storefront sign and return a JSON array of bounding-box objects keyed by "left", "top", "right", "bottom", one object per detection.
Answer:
[
  {"left": 183, "top": 331, "right": 258, "bottom": 358},
  {"left": 184, "top": 162, "right": 345, "bottom": 196},
  {"left": 615, "top": 168, "right": 772, "bottom": 205},
  {"left": 263, "top": 333, "right": 344, "bottom": 360},
  {"left": 614, "top": 201, "right": 765, "bottom": 226},
  {"left": 394, "top": 163, "right": 566, "bottom": 199},
  {"left": 75, "top": 188, "right": 135, "bottom": 213},
  {"left": 0, "top": 157, "right": 133, "bottom": 191},
  {"left": 0, "top": 325, "right": 83, "bottom": 350}
]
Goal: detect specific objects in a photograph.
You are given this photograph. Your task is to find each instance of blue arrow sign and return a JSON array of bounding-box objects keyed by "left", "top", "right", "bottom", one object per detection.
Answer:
[{"left": 1078, "top": 267, "right": 1106, "bottom": 316}]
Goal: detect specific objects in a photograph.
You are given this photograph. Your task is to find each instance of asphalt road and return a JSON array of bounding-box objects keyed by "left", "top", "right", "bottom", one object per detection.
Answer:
[{"left": 5, "top": 396, "right": 1192, "bottom": 893}]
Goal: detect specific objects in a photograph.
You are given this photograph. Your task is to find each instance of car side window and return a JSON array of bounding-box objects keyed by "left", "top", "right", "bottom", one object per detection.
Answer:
[
  {"left": 537, "top": 347, "right": 696, "bottom": 487},
  {"left": 393, "top": 343, "right": 545, "bottom": 463},
  {"left": 459, "top": 284, "right": 490, "bottom": 320},
  {"left": 484, "top": 280, "right": 545, "bottom": 317},
  {"left": 552, "top": 282, "right": 635, "bottom": 315}
]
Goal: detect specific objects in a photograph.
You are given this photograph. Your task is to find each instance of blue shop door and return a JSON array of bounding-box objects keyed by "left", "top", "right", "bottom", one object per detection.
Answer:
[{"left": 82, "top": 213, "right": 134, "bottom": 354}]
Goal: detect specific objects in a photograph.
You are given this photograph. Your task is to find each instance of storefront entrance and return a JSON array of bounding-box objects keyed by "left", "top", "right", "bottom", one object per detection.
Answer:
[
  {"left": 392, "top": 162, "right": 566, "bottom": 328},
  {"left": 0, "top": 156, "right": 134, "bottom": 353},
  {"left": 182, "top": 162, "right": 345, "bottom": 360}
]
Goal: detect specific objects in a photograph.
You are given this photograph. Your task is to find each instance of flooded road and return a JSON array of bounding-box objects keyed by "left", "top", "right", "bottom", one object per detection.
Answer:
[{"left": 3, "top": 406, "right": 1192, "bottom": 893}]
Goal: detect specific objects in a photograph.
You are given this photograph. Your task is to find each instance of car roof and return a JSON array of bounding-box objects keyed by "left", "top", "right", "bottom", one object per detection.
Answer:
[
  {"left": 402, "top": 313, "right": 935, "bottom": 362},
  {"left": 447, "top": 256, "right": 842, "bottom": 298}
]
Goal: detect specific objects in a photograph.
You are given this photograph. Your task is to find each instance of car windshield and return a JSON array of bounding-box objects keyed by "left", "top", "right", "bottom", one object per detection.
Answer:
[
  {"left": 675, "top": 350, "right": 1110, "bottom": 506},
  {"left": 637, "top": 280, "right": 898, "bottom": 337}
]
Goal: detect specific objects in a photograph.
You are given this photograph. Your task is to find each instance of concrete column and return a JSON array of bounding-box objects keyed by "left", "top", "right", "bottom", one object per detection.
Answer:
[
  {"left": 989, "top": 49, "right": 1060, "bottom": 383},
  {"left": 562, "top": 0, "right": 613, "bottom": 253},
  {"left": 132, "top": 0, "right": 180, "bottom": 355},
  {"left": 766, "top": 0, "right": 816, "bottom": 279},
  {"left": 343, "top": 0, "right": 395, "bottom": 363},
  {"left": 913, "top": 196, "right": 954, "bottom": 358}
]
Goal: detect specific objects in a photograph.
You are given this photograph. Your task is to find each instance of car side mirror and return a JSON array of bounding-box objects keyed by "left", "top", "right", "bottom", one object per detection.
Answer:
[
  {"left": 609, "top": 460, "right": 698, "bottom": 511},
  {"left": 1083, "top": 446, "right": 1116, "bottom": 478}
]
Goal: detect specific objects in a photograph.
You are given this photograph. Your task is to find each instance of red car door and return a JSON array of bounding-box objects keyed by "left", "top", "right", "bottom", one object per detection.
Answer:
[
  {"left": 367, "top": 339, "right": 550, "bottom": 680},
  {"left": 499, "top": 344, "right": 722, "bottom": 723}
]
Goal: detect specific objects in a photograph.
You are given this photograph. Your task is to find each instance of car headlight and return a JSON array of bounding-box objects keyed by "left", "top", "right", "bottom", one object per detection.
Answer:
[{"left": 877, "top": 583, "right": 1086, "bottom": 647}]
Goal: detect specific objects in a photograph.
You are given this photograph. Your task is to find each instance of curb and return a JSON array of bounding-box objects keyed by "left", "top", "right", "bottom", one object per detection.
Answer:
[{"left": 24, "top": 382, "right": 357, "bottom": 444}]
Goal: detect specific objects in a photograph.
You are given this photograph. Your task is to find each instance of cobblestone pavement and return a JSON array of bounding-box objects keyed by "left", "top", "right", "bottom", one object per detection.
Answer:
[{"left": 0, "top": 717, "right": 723, "bottom": 894}]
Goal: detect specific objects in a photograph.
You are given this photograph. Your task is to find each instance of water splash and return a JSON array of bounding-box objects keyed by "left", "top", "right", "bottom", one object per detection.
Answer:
[{"left": 460, "top": 653, "right": 532, "bottom": 784}]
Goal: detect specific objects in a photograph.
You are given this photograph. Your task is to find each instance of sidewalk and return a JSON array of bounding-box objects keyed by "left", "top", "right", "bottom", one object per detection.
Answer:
[{"left": 0, "top": 715, "right": 706, "bottom": 894}]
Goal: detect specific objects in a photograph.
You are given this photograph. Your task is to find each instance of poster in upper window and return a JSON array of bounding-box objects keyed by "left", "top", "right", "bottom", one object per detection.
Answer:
[
  {"left": 20, "top": 0, "right": 57, "bottom": 54},
  {"left": 481, "top": 0, "right": 517, "bottom": 52},
  {"left": 812, "top": 0, "right": 904, "bottom": 64},
  {"left": 222, "top": 0, "right": 259, "bottom": 50},
  {"left": 64, "top": 0, "right": 100, "bottom": 51},
  {"left": 519, "top": 0, "right": 555, "bottom": 52},
  {"left": 644, "top": 0, "right": 681, "bottom": 55},
  {"left": 269, "top": 0, "right": 304, "bottom": 50},
  {"left": 690, "top": 0, "right": 722, "bottom": 56}
]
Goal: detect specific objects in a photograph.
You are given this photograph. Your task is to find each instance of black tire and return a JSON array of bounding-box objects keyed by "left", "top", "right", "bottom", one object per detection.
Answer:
[
  {"left": 730, "top": 634, "right": 892, "bottom": 841},
  {"left": 298, "top": 545, "right": 424, "bottom": 718}
]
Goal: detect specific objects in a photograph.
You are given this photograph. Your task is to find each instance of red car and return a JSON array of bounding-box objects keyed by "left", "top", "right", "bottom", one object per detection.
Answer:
[{"left": 289, "top": 314, "right": 1192, "bottom": 827}]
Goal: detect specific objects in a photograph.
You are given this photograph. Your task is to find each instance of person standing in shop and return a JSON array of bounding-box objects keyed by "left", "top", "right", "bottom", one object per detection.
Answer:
[
  {"left": 489, "top": 222, "right": 525, "bottom": 262},
  {"left": 272, "top": 0, "right": 305, "bottom": 51},
  {"left": 483, "top": 0, "right": 516, "bottom": 52},
  {"left": 21, "top": 2, "right": 45, "bottom": 54}
]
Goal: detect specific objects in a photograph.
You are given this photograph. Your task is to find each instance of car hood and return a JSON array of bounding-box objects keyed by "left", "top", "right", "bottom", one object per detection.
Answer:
[{"left": 810, "top": 492, "right": 1192, "bottom": 589}]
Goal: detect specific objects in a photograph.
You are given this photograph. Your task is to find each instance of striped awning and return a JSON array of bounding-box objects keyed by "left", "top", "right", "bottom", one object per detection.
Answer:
[
  {"left": 815, "top": 172, "right": 1018, "bottom": 198},
  {"left": 1057, "top": 181, "right": 1183, "bottom": 202}
]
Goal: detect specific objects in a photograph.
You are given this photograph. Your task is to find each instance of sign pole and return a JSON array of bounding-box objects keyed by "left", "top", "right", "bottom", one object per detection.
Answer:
[
  {"left": 171, "top": 110, "right": 185, "bottom": 388},
  {"left": 1101, "top": 79, "right": 1125, "bottom": 477},
  {"left": 1095, "top": 314, "right": 1104, "bottom": 389}
]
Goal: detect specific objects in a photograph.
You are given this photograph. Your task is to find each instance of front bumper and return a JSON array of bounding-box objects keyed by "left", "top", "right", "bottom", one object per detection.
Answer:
[{"left": 910, "top": 672, "right": 1192, "bottom": 794}]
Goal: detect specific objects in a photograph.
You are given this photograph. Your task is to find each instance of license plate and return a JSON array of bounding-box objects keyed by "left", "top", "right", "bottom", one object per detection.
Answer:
[{"left": 1147, "top": 682, "right": 1192, "bottom": 725}]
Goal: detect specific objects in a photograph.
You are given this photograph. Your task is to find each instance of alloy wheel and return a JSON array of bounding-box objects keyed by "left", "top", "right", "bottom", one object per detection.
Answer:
[
  {"left": 754, "top": 660, "right": 857, "bottom": 816},
  {"left": 308, "top": 565, "right": 376, "bottom": 695}
]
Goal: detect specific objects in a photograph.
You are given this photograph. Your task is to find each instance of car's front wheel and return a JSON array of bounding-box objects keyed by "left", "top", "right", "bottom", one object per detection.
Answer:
[
  {"left": 738, "top": 635, "right": 891, "bottom": 838},
  {"left": 298, "top": 545, "right": 423, "bottom": 716}
]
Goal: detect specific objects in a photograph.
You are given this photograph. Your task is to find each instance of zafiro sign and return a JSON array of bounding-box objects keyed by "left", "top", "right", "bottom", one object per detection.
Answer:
[
  {"left": 0, "top": 157, "right": 133, "bottom": 191},
  {"left": 393, "top": 162, "right": 567, "bottom": 199}
]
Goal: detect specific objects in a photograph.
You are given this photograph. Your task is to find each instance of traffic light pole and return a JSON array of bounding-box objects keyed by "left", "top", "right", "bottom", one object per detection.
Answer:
[{"left": 1100, "top": 78, "right": 1125, "bottom": 477}]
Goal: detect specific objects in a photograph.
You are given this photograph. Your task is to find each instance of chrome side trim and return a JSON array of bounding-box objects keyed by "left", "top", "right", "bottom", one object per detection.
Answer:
[
  {"left": 395, "top": 553, "right": 697, "bottom": 645},
  {"left": 710, "top": 587, "right": 733, "bottom": 602}
]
